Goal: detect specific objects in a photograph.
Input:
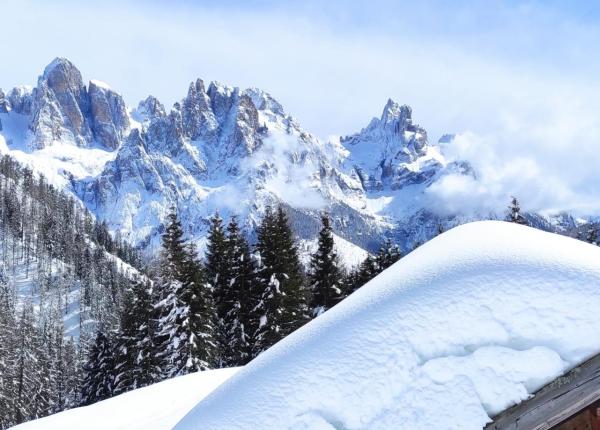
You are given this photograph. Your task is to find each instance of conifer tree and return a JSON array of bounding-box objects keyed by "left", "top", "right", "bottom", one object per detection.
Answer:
[
  {"left": 155, "top": 210, "right": 215, "bottom": 379},
  {"left": 114, "top": 277, "right": 157, "bottom": 394},
  {"left": 12, "top": 302, "right": 49, "bottom": 422},
  {"left": 253, "top": 206, "right": 308, "bottom": 356},
  {"left": 80, "top": 330, "right": 114, "bottom": 406},
  {"left": 376, "top": 238, "right": 402, "bottom": 271},
  {"left": 508, "top": 196, "right": 527, "bottom": 225},
  {"left": 205, "top": 213, "right": 230, "bottom": 366},
  {"left": 309, "top": 213, "right": 344, "bottom": 316},
  {"left": 586, "top": 223, "right": 598, "bottom": 245},
  {"left": 345, "top": 255, "right": 379, "bottom": 295},
  {"left": 221, "top": 217, "right": 257, "bottom": 366},
  {"left": 183, "top": 242, "right": 217, "bottom": 371},
  {"left": 58, "top": 337, "right": 80, "bottom": 410},
  {"left": 0, "top": 273, "right": 16, "bottom": 426}
]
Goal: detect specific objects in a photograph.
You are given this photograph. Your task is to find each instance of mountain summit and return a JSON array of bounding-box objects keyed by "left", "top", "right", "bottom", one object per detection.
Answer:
[{"left": 0, "top": 58, "right": 575, "bottom": 259}]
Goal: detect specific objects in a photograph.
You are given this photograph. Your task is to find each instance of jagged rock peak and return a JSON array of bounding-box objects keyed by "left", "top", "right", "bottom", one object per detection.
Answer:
[
  {"left": 0, "top": 89, "right": 7, "bottom": 114},
  {"left": 244, "top": 87, "right": 284, "bottom": 116},
  {"left": 88, "top": 80, "right": 130, "bottom": 150},
  {"left": 7, "top": 86, "right": 33, "bottom": 115},
  {"left": 381, "top": 98, "right": 412, "bottom": 125},
  {"left": 27, "top": 57, "right": 130, "bottom": 150},
  {"left": 135, "top": 95, "right": 166, "bottom": 121},
  {"left": 42, "top": 57, "right": 86, "bottom": 94}
]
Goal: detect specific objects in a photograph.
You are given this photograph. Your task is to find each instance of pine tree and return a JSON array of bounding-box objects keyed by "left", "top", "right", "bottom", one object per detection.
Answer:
[
  {"left": 80, "top": 330, "right": 114, "bottom": 406},
  {"left": 12, "top": 302, "right": 49, "bottom": 423},
  {"left": 508, "top": 196, "right": 527, "bottom": 225},
  {"left": 586, "top": 223, "right": 598, "bottom": 245},
  {"left": 253, "top": 206, "right": 308, "bottom": 356},
  {"left": 59, "top": 337, "right": 80, "bottom": 410},
  {"left": 309, "top": 213, "right": 344, "bottom": 317},
  {"left": 155, "top": 210, "right": 215, "bottom": 379},
  {"left": 0, "top": 272, "right": 16, "bottom": 427},
  {"left": 221, "top": 217, "right": 257, "bottom": 366},
  {"left": 205, "top": 213, "right": 230, "bottom": 366},
  {"left": 114, "top": 277, "right": 157, "bottom": 394},
  {"left": 345, "top": 255, "right": 379, "bottom": 295},
  {"left": 182, "top": 242, "right": 217, "bottom": 371},
  {"left": 376, "top": 238, "right": 402, "bottom": 271}
]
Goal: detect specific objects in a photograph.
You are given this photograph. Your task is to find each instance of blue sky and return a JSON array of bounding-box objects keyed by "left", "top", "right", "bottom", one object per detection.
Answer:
[{"left": 2, "top": 0, "right": 600, "bottom": 213}]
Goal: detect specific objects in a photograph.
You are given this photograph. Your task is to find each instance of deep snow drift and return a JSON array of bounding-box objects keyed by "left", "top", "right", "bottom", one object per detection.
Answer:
[
  {"left": 11, "top": 368, "right": 238, "bottom": 430},
  {"left": 175, "top": 221, "right": 600, "bottom": 430}
]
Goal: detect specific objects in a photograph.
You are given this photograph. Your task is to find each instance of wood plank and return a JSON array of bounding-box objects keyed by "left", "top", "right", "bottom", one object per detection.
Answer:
[{"left": 485, "top": 353, "right": 600, "bottom": 430}]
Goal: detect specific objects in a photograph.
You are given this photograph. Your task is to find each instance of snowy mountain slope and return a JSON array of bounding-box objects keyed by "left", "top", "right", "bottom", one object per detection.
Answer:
[
  {"left": 11, "top": 368, "right": 239, "bottom": 430},
  {"left": 297, "top": 232, "right": 370, "bottom": 269},
  {"left": 174, "top": 221, "right": 600, "bottom": 430},
  {"left": 0, "top": 58, "right": 579, "bottom": 259}
]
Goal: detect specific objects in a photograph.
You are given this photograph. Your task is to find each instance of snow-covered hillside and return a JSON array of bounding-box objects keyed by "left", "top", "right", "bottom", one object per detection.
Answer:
[
  {"left": 170, "top": 221, "right": 600, "bottom": 430},
  {"left": 11, "top": 368, "right": 238, "bottom": 430},
  {"left": 3, "top": 57, "right": 576, "bottom": 261}
]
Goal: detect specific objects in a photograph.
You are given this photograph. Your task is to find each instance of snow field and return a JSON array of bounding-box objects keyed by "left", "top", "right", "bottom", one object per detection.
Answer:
[
  {"left": 11, "top": 368, "right": 239, "bottom": 430},
  {"left": 175, "top": 221, "right": 600, "bottom": 430}
]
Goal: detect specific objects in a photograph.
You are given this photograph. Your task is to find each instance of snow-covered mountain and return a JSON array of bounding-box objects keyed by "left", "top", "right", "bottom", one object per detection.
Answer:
[{"left": 0, "top": 58, "right": 578, "bottom": 260}]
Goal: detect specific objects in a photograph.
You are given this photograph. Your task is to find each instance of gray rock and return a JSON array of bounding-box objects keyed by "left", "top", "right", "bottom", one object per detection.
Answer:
[
  {"left": 136, "top": 95, "right": 166, "bottom": 121},
  {"left": 341, "top": 98, "right": 432, "bottom": 192},
  {"left": 182, "top": 79, "right": 218, "bottom": 142},
  {"left": 7, "top": 86, "right": 33, "bottom": 115},
  {"left": 89, "top": 80, "right": 130, "bottom": 149},
  {"left": 0, "top": 89, "right": 8, "bottom": 114}
]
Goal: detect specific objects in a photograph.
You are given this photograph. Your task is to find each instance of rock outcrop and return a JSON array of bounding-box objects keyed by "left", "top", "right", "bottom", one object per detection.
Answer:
[
  {"left": 89, "top": 80, "right": 130, "bottom": 150},
  {"left": 341, "top": 99, "right": 435, "bottom": 191},
  {"left": 27, "top": 58, "right": 129, "bottom": 149}
]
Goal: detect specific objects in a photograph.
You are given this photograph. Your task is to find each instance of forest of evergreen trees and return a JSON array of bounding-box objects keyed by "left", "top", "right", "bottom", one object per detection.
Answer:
[
  {"left": 0, "top": 153, "right": 402, "bottom": 429},
  {"left": 76, "top": 207, "right": 404, "bottom": 411},
  {"left": 0, "top": 156, "right": 140, "bottom": 428}
]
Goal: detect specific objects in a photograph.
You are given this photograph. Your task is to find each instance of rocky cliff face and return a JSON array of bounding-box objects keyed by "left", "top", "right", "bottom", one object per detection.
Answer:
[
  {"left": 89, "top": 80, "right": 130, "bottom": 150},
  {"left": 340, "top": 99, "right": 441, "bottom": 192},
  {"left": 26, "top": 58, "right": 129, "bottom": 149},
  {"left": 0, "top": 58, "right": 578, "bottom": 260}
]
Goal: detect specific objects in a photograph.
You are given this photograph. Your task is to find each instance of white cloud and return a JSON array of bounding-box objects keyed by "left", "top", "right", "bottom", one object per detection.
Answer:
[{"left": 242, "top": 134, "right": 326, "bottom": 210}]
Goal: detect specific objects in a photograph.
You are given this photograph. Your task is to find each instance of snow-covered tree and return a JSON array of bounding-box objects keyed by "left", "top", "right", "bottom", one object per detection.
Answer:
[
  {"left": 376, "top": 238, "right": 401, "bottom": 271},
  {"left": 155, "top": 210, "right": 216, "bottom": 379},
  {"left": 253, "top": 206, "right": 308, "bottom": 356},
  {"left": 586, "top": 223, "right": 598, "bottom": 245},
  {"left": 220, "top": 217, "right": 258, "bottom": 366},
  {"left": 508, "top": 196, "right": 527, "bottom": 225},
  {"left": 205, "top": 213, "right": 231, "bottom": 366},
  {"left": 114, "top": 277, "right": 157, "bottom": 394},
  {"left": 345, "top": 238, "right": 401, "bottom": 295},
  {"left": 309, "top": 213, "right": 344, "bottom": 316},
  {"left": 80, "top": 330, "right": 114, "bottom": 406}
]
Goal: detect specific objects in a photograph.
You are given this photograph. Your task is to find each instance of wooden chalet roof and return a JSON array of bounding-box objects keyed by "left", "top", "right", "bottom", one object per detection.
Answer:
[{"left": 485, "top": 352, "right": 600, "bottom": 429}]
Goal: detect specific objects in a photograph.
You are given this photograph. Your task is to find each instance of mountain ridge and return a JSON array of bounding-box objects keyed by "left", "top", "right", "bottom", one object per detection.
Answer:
[{"left": 0, "top": 58, "right": 579, "bottom": 261}]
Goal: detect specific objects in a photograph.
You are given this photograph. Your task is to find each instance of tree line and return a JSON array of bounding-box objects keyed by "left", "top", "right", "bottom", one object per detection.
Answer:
[
  {"left": 79, "top": 206, "right": 403, "bottom": 406},
  {"left": 0, "top": 155, "right": 140, "bottom": 429}
]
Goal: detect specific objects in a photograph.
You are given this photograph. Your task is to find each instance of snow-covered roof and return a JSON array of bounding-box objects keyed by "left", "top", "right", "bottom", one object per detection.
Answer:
[{"left": 175, "top": 221, "right": 600, "bottom": 430}]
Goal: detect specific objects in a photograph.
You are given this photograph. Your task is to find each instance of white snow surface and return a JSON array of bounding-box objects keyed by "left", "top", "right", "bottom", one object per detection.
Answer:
[
  {"left": 175, "top": 221, "right": 600, "bottom": 430},
  {"left": 297, "top": 232, "right": 370, "bottom": 269},
  {"left": 11, "top": 368, "right": 239, "bottom": 430}
]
